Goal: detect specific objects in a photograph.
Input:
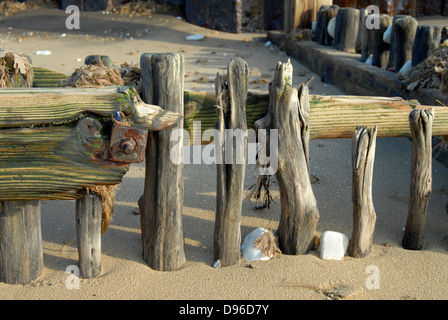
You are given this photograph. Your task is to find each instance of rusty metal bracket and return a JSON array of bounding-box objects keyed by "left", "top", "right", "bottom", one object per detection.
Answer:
[{"left": 109, "top": 125, "right": 148, "bottom": 163}]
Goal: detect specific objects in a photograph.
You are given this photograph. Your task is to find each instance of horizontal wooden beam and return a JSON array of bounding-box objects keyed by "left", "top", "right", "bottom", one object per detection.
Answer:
[
  {"left": 184, "top": 90, "right": 448, "bottom": 142},
  {"left": 0, "top": 86, "right": 182, "bottom": 201}
]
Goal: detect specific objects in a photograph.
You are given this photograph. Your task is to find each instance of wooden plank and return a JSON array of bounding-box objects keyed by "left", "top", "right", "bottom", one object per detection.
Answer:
[
  {"left": 184, "top": 90, "right": 448, "bottom": 141},
  {"left": 0, "top": 87, "right": 181, "bottom": 130},
  {"left": 0, "top": 87, "right": 182, "bottom": 201}
]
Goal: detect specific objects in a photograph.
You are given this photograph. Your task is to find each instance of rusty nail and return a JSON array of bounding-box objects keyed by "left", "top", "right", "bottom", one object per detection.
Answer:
[{"left": 120, "top": 138, "right": 136, "bottom": 155}]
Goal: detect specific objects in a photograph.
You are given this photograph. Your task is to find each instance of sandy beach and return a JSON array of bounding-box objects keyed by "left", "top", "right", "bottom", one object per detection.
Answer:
[{"left": 1, "top": 7, "right": 448, "bottom": 301}]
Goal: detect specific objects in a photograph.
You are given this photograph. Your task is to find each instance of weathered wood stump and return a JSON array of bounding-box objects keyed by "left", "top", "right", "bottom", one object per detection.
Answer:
[
  {"left": 359, "top": 10, "right": 370, "bottom": 62},
  {"left": 76, "top": 189, "right": 102, "bottom": 278},
  {"left": 368, "top": 14, "right": 393, "bottom": 69},
  {"left": 402, "top": 108, "right": 434, "bottom": 250},
  {"left": 348, "top": 125, "right": 377, "bottom": 258},
  {"left": 140, "top": 53, "right": 186, "bottom": 271},
  {"left": 386, "top": 15, "right": 418, "bottom": 72},
  {"left": 213, "top": 58, "right": 249, "bottom": 267},
  {"left": 254, "top": 60, "right": 319, "bottom": 255},
  {"left": 333, "top": 7, "right": 360, "bottom": 53},
  {"left": 0, "top": 201, "right": 43, "bottom": 284},
  {"left": 355, "top": 8, "right": 367, "bottom": 54},
  {"left": 412, "top": 25, "right": 442, "bottom": 67},
  {"left": 284, "top": 0, "right": 332, "bottom": 32},
  {"left": 314, "top": 5, "right": 339, "bottom": 46}
]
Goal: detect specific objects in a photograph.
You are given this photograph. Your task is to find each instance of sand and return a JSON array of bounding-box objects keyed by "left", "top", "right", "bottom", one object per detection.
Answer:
[{"left": 0, "top": 8, "right": 448, "bottom": 301}]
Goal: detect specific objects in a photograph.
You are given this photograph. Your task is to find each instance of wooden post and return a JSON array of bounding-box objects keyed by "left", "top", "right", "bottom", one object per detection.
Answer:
[
  {"left": 348, "top": 125, "right": 377, "bottom": 258},
  {"left": 140, "top": 53, "right": 186, "bottom": 271},
  {"left": 355, "top": 8, "right": 367, "bottom": 54},
  {"left": 0, "top": 201, "right": 43, "bottom": 284},
  {"left": 254, "top": 60, "right": 319, "bottom": 255},
  {"left": 76, "top": 189, "right": 102, "bottom": 278},
  {"left": 386, "top": 15, "right": 418, "bottom": 72},
  {"left": 402, "top": 108, "right": 434, "bottom": 250},
  {"left": 368, "top": 14, "right": 393, "bottom": 69},
  {"left": 333, "top": 7, "right": 360, "bottom": 53},
  {"left": 412, "top": 25, "right": 442, "bottom": 67},
  {"left": 359, "top": 10, "right": 370, "bottom": 62},
  {"left": 314, "top": 5, "right": 339, "bottom": 46},
  {"left": 213, "top": 58, "right": 249, "bottom": 267}
]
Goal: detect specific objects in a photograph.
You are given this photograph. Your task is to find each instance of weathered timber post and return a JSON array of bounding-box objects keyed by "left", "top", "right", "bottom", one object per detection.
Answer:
[
  {"left": 76, "top": 189, "right": 102, "bottom": 278},
  {"left": 0, "top": 201, "right": 43, "bottom": 284},
  {"left": 348, "top": 125, "right": 378, "bottom": 258},
  {"left": 359, "top": 11, "right": 370, "bottom": 62},
  {"left": 402, "top": 108, "right": 434, "bottom": 250},
  {"left": 368, "top": 14, "right": 393, "bottom": 69},
  {"left": 213, "top": 58, "right": 249, "bottom": 267},
  {"left": 140, "top": 53, "right": 186, "bottom": 271},
  {"left": 386, "top": 15, "right": 418, "bottom": 72},
  {"left": 284, "top": 0, "right": 332, "bottom": 32},
  {"left": 333, "top": 7, "right": 360, "bottom": 53},
  {"left": 314, "top": 5, "right": 339, "bottom": 46},
  {"left": 412, "top": 25, "right": 442, "bottom": 67},
  {"left": 355, "top": 8, "right": 367, "bottom": 54},
  {"left": 254, "top": 60, "right": 319, "bottom": 255}
]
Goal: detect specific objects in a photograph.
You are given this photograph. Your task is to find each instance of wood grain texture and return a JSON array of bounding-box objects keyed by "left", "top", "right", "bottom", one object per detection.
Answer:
[
  {"left": 140, "top": 52, "right": 186, "bottom": 271},
  {"left": 0, "top": 200, "right": 43, "bottom": 284},
  {"left": 213, "top": 58, "right": 248, "bottom": 267},
  {"left": 348, "top": 125, "right": 377, "bottom": 258},
  {"left": 76, "top": 189, "right": 102, "bottom": 278},
  {"left": 402, "top": 108, "right": 434, "bottom": 250},
  {"left": 254, "top": 60, "right": 319, "bottom": 255}
]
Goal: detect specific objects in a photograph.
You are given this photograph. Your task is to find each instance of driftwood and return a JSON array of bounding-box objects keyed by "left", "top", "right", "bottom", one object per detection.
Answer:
[
  {"left": 402, "top": 108, "right": 434, "bottom": 250},
  {"left": 386, "top": 15, "right": 418, "bottom": 72},
  {"left": 254, "top": 60, "right": 319, "bottom": 255},
  {"left": 213, "top": 58, "right": 249, "bottom": 267},
  {"left": 76, "top": 189, "right": 102, "bottom": 278},
  {"left": 333, "top": 7, "right": 360, "bottom": 53},
  {"left": 0, "top": 87, "right": 181, "bottom": 201},
  {"left": 0, "top": 201, "right": 43, "bottom": 284},
  {"left": 412, "top": 25, "right": 442, "bottom": 67},
  {"left": 348, "top": 125, "right": 377, "bottom": 258},
  {"left": 140, "top": 53, "right": 186, "bottom": 271},
  {"left": 368, "top": 14, "right": 393, "bottom": 69}
]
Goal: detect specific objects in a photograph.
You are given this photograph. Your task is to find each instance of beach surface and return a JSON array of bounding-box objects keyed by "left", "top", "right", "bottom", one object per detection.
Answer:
[{"left": 0, "top": 8, "right": 448, "bottom": 300}]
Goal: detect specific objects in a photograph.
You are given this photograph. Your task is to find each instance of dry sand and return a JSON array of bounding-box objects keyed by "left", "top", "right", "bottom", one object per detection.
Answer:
[{"left": 0, "top": 9, "right": 448, "bottom": 301}]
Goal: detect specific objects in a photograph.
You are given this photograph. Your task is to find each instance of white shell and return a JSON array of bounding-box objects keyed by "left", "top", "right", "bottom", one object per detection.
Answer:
[
  {"left": 365, "top": 54, "right": 373, "bottom": 65},
  {"left": 241, "top": 227, "right": 271, "bottom": 261},
  {"left": 398, "top": 60, "right": 413, "bottom": 77},
  {"left": 318, "top": 231, "right": 350, "bottom": 261},
  {"left": 383, "top": 25, "right": 392, "bottom": 44},
  {"left": 327, "top": 17, "right": 336, "bottom": 38},
  {"left": 186, "top": 34, "right": 204, "bottom": 41},
  {"left": 312, "top": 21, "right": 317, "bottom": 32}
]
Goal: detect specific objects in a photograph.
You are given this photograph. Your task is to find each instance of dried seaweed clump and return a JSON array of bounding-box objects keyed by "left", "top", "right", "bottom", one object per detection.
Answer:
[
  {"left": 254, "top": 228, "right": 281, "bottom": 259},
  {"left": 66, "top": 64, "right": 124, "bottom": 88},
  {"left": 400, "top": 42, "right": 448, "bottom": 94},
  {"left": 0, "top": 0, "right": 56, "bottom": 17},
  {"left": 84, "top": 185, "right": 119, "bottom": 235},
  {"left": 110, "top": 0, "right": 178, "bottom": 17},
  {"left": 66, "top": 62, "right": 142, "bottom": 92},
  {"left": 0, "top": 49, "right": 33, "bottom": 88}
]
